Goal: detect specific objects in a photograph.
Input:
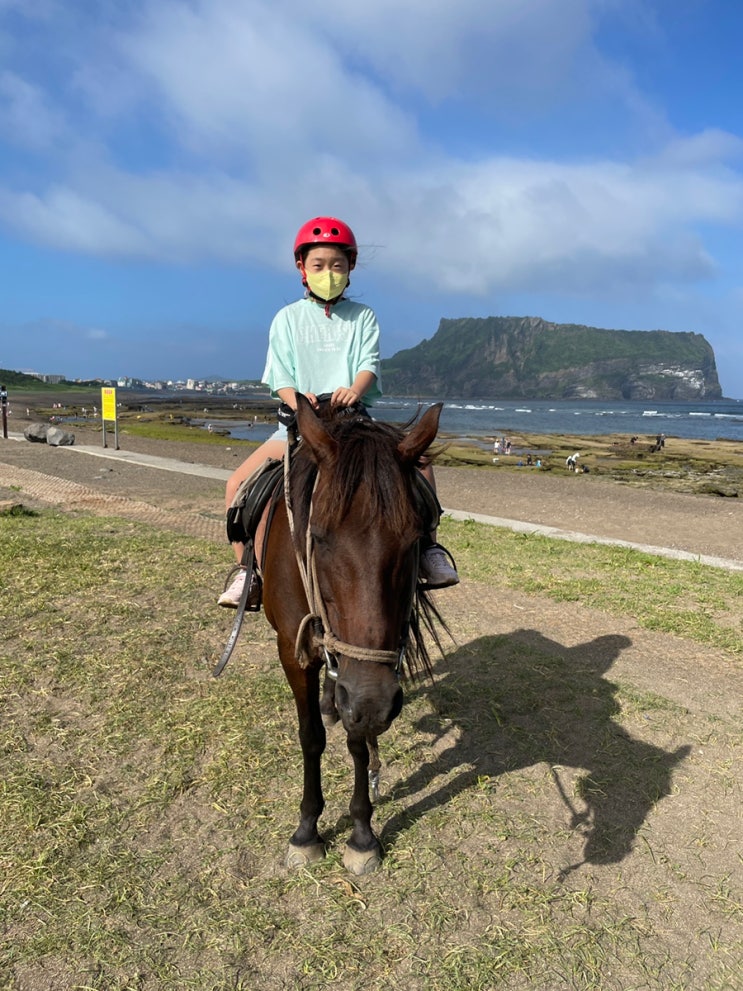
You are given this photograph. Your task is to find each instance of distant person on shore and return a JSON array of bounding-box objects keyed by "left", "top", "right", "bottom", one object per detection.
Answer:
[
  {"left": 566, "top": 452, "right": 580, "bottom": 471},
  {"left": 217, "top": 216, "right": 459, "bottom": 608}
]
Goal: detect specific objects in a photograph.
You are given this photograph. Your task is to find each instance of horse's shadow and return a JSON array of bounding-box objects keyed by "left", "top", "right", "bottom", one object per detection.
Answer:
[{"left": 374, "top": 630, "right": 690, "bottom": 873}]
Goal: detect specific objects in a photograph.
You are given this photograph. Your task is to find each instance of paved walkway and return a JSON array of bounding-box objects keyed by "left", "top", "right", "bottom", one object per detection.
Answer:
[
  {"left": 1, "top": 433, "right": 225, "bottom": 542},
  {"left": 23, "top": 439, "right": 234, "bottom": 482},
  {"left": 442, "top": 507, "right": 743, "bottom": 571},
  {"left": 2, "top": 432, "right": 743, "bottom": 571}
]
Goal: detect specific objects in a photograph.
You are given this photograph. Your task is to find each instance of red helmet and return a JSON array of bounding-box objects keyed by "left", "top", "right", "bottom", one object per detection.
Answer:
[{"left": 293, "top": 216, "right": 357, "bottom": 267}]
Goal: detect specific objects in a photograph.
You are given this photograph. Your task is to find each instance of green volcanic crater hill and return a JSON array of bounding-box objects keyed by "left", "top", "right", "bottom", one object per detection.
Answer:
[{"left": 381, "top": 316, "right": 722, "bottom": 400}]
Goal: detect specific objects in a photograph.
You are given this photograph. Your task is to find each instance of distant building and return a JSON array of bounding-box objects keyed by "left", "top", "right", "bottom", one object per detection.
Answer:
[{"left": 30, "top": 373, "right": 66, "bottom": 384}]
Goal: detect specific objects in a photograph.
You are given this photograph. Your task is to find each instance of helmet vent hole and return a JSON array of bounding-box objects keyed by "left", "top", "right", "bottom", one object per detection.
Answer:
[
  {"left": 330, "top": 228, "right": 339, "bottom": 235},
  {"left": 312, "top": 227, "right": 321, "bottom": 235}
]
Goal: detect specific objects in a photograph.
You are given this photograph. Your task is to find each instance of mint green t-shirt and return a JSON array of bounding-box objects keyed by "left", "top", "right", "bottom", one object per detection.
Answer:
[{"left": 262, "top": 297, "right": 382, "bottom": 406}]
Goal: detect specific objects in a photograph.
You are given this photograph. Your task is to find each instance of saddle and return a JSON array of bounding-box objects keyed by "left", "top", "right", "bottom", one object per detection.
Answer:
[{"left": 226, "top": 457, "right": 284, "bottom": 546}]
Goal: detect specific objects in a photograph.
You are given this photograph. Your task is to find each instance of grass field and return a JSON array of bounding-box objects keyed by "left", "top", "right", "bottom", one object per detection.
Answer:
[{"left": 1, "top": 508, "right": 741, "bottom": 990}]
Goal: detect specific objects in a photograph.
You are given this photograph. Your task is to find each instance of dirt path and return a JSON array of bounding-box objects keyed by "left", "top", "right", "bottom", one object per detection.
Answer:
[{"left": 433, "top": 465, "right": 743, "bottom": 567}]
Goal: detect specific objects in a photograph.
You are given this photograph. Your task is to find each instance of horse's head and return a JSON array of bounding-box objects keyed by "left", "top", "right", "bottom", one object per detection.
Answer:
[{"left": 294, "top": 394, "right": 442, "bottom": 737}]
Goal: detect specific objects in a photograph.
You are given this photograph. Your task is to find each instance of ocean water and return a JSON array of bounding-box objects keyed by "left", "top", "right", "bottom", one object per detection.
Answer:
[{"left": 225, "top": 397, "right": 743, "bottom": 445}]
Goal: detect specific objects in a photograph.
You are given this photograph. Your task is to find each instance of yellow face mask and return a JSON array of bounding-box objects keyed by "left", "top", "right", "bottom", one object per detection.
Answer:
[{"left": 305, "top": 269, "right": 348, "bottom": 302}]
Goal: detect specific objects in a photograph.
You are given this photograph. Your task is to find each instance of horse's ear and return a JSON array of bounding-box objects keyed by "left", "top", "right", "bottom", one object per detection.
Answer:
[
  {"left": 295, "top": 393, "right": 339, "bottom": 464},
  {"left": 397, "top": 402, "right": 442, "bottom": 464}
]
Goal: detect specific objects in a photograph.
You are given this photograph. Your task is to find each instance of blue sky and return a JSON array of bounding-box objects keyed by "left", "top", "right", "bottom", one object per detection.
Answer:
[{"left": 1, "top": 0, "right": 743, "bottom": 397}]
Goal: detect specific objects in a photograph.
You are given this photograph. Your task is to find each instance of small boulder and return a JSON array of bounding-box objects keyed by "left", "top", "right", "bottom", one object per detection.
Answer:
[
  {"left": 24, "top": 423, "right": 50, "bottom": 443},
  {"left": 46, "top": 426, "right": 75, "bottom": 446}
]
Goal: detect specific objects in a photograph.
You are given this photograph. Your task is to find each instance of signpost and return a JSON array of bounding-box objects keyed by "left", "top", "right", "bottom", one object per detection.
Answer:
[
  {"left": 1, "top": 385, "right": 8, "bottom": 440},
  {"left": 101, "top": 387, "right": 119, "bottom": 449}
]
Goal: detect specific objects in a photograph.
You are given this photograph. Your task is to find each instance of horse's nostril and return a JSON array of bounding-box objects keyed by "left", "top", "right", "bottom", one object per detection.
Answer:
[{"left": 335, "top": 680, "right": 403, "bottom": 730}]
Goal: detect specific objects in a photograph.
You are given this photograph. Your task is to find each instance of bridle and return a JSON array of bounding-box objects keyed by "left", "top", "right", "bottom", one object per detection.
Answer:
[{"left": 284, "top": 428, "right": 417, "bottom": 681}]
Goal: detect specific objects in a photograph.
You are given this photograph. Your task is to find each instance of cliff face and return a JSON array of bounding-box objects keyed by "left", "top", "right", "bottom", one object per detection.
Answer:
[{"left": 381, "top": 316, "right": 722, "bottom": 400}]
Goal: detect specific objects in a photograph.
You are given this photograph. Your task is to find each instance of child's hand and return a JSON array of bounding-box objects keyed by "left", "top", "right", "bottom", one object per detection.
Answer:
[{"left": 330, "top": 387, "right": 359, "bottom": 407}]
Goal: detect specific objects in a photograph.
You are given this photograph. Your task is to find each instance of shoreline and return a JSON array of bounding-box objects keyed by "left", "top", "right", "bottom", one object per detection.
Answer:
[
  {"left": 6, "top": 386, "right": 743, "bottom": 439},
  {"left": 5, "top": 405, "right": 743, "bottom": 497},
  {"left": 4, "top": 383, "right": 743, "bottom": 503}
]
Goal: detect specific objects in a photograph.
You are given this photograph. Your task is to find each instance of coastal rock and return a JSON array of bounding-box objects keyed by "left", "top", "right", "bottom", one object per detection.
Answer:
[{"left": 381, "top": 316, "right": 723, "bottom": 400}]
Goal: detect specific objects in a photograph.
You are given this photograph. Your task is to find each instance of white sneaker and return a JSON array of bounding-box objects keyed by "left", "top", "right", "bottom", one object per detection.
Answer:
[
  {"left": 419, "top": 544, "right": 460, "bottom": 589},
  {"left": 218, "top": 568, "right": 262, "bottom": 609},
  {"left": 218, "top": 570, "right": 246, "bottom": 607}
]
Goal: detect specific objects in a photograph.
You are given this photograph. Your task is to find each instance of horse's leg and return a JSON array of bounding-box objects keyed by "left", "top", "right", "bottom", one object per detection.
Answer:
[
  {"left": 343, "top": 734, "right": 383, "bottom": 875},
  {"left": 281, "top": 644, "right": 327, "bottom": 868}
]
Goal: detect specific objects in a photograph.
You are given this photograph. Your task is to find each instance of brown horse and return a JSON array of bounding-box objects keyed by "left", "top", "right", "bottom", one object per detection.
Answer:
[{"left": 261, "top": 394, "right": 444, "bottom": 874}]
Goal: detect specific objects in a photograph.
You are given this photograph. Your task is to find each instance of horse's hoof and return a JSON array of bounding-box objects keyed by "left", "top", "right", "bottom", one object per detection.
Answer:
[
  {"left": 286, "top": 841, "right": 325, "bottom": 869},
  {"left": 343, "top": 844, "right": 382, "bottom": 875}
]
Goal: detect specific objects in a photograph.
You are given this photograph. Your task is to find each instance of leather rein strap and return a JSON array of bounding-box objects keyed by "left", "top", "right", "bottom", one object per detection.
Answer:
[{"left": 211, "top": 541, "right": 257, "bottom": 678}]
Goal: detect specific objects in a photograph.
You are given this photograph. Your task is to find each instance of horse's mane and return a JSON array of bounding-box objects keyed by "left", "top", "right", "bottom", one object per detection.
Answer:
[{"left": 290, "top": 407, "right": 421, "bottom": 538}]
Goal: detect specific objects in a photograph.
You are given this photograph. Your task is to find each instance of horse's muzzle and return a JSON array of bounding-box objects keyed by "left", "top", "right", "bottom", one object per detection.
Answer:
[{"left": 335, "top": 678, "right": 403, "bottom": 735}]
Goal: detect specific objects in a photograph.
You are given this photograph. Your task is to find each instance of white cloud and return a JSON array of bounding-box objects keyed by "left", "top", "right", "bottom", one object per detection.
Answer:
[
  {"left": 655, "top": 128, "right": 743, "bottom": 167},
  {"left": 0, "top": 186, "right": 150, "bottom": 255},
  {"left": 303, "top": 0, "right": 597, "bottom": 102},
  {"left": 352, "top": 150, "right": 742, "bottom": 294},
  {"left": 0, "top": 0, "right": 742, "bottom": 309},
  {"left": 113, "top": 0, "right": 418, "bottom": 166},
  {"left": 1, "top": 137, "right": 740, "bottom": 303}
]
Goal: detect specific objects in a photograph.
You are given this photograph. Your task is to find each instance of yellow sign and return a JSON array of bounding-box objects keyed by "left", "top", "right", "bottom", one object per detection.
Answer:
[{"left": 101, "top": 387, "right": 117, "bottom": 422}]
